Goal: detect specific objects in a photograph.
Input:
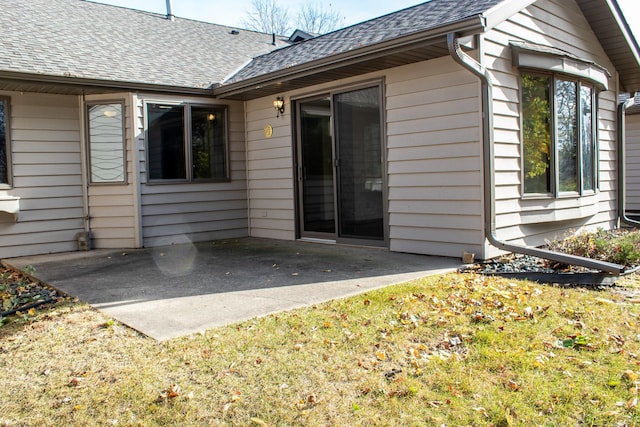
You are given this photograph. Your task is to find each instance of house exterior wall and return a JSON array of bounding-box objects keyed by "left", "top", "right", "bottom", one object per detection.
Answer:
[
  {"left": 484, "top": 0, "right": 620, "bottom": 257},
  {"left": 245, "top": 56, "right": 485, "bottom": 258},
  {"left": 0, "top": 91, "right": 85, "bottom": 258},
  {"left": 134, "top": 94, "right": 249, "bottom": 247},
  {"left": 84, "top": 93, "right": 139, "bottom": 249},
  {"left": 626, "top": 113, "right": 640, "bottom": 212}
]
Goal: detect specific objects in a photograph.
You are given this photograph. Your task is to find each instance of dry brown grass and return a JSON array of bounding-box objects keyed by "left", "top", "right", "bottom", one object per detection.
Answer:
[{"left": 1, "top": 271, "right": 640, "bottom": 426}]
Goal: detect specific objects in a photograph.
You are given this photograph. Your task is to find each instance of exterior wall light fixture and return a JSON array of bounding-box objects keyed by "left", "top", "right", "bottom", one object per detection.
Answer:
[{"left": 273, "top": 96, "right": 285, "bottom": 117}]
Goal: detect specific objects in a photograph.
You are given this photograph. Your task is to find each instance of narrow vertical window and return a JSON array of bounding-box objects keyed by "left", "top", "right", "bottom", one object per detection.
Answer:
[
  {"left": 87, "top": 102, "right": 125, "bottom": 183},
  {"left": 191, "top": 106, "right": 227, "bottom": 180},
  {"left": 556, "top": 80, "right": 578, "bottom": 193},
  {"left": 522, "top": 74, "right": 551, "bottom": 194},
  {"left": 0, "top": 97, "right": 10, "bottom": 185},
  {"left": 580, "top": 85, "right": 595, "bottom": 192},
  {"left": 147, "top": 104, "right": 186, "bottom": 180}
]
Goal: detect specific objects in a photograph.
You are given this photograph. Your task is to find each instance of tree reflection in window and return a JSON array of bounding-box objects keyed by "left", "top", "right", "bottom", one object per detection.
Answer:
[
  {"left": 522, "top": 74, "right": 551, "bottom": 194},
  {"left": 556, "top": 80, "right": 578, "bottom": 192},
  {"left": 521, "top": 73, "right": 596, "bottom": 196}
]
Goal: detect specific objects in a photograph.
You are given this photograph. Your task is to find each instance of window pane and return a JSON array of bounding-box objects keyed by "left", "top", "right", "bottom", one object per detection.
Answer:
[
  {"left": 522, "top": 74, "right": 551, "bottom": 193},
  {"left": 88, "top": 103, "right": 125, "bottom": 183},
  {"left": 191, "top": 106, "right": 227, "bottom": 180},
  {"left": 147, "top": 104, "right": 186, "bottom": 180},
  {"left": 556, "top": 80, "right": 578, "bottom": 192},
  {"left": 0, "top": 99, "right": 7, "bottom": 184},
  {"left": 581, "top": 85, "right": 595, "bottom": 191}
]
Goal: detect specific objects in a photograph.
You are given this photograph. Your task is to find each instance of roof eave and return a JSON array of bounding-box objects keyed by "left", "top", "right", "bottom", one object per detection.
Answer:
[
  {"left": 0, "top": 71, "right": 216, "bottom": 96},
  {"left": 214, "top": 15, "right": 487, "bottom": 99}
]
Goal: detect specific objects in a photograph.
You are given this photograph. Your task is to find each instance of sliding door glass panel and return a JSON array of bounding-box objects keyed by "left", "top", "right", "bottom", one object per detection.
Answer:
[
  {"left": 300, "top": 98, "right": 335, "bottom": 234},
  {"left": 334, "top": 87, "right": 384, "bottom": 240}
]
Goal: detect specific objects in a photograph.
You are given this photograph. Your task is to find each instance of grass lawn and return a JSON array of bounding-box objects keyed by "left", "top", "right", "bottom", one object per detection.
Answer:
[{"left": 1, "top": 270, "right": 639, "bottom": 426}]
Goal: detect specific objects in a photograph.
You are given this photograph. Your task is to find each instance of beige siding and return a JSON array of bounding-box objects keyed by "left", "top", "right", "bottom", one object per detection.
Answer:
[
  {"left": 484, "top": 0, "right": 619, "bottom": 257},
  {"left": 0, "top": 91, "right": 84, "bottom": 258},
  {"left": 386, "top": 57, "right": 483, "bottom": 258},
  {"left": 245, "top": 98, "right": 295, "bottom": 240},
  {"left": 136, "top": 95, "right": 248, "bottom": 247},
  {"left": 626, "top": 114, "right": 640, "bottom": 211},
  {"left": 245, "top": 56, "right": 484, "bottom": 257},
  {"left": 85, "top": 93, "right": 139, "bottom": 249}
]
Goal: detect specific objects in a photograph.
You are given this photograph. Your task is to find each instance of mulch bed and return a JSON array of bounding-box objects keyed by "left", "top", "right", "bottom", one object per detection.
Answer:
[{"left": 0, "top": 264, "right": 69, "bottom": 321}]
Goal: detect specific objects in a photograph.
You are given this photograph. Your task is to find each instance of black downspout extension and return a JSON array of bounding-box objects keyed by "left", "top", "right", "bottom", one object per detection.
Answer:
[
  {"left": 618, "top": 94, "right": 639, "bottom": 227},
  {"left": 446, "top": 32, "right": 625, "bottom": 275}
]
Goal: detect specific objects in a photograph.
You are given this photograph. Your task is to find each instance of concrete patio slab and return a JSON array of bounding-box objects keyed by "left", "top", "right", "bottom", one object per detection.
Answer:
[{"left": 5, "top": 238, "right": 460, "bottom": 340}]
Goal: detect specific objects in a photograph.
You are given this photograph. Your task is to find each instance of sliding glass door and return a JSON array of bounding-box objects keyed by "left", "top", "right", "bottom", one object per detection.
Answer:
[{"left": 296, "top": 85, "right": 385, "bottom": 244}]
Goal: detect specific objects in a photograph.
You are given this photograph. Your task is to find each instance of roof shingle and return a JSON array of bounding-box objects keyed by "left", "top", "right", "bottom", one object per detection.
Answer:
[
  {"left": 223, "top": 0, "right": 503, "bottom": 84},
  {"left": 0, "top": 0, "right": 285, "bottom": 89}
]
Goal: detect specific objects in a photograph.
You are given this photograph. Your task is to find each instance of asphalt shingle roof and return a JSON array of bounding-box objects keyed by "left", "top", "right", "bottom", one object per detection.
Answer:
[
  {"left": 0, "top": 0, "right": 285, "bottom": 89},
  {"left": 224, "top": 0, "right": 503, "bottom": 85}
]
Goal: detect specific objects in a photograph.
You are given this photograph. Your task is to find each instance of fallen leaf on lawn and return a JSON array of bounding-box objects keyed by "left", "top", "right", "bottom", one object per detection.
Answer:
[
  {"left": 623, "top": 370, "right": 639, "bottom": 382},
  {"left": 627, "top": 397, "right": 638, "bottom": 409},
  {"left": 323, "top": 321, "right": 332, "bottom": 328},
  {"left": 250, "top": 417, "right": 268, "bottom": 426},
  {"left": 507, "top": 380, "right": 520, "bottom": 391},
  {"left": 68, "top": 377, "right": 83, "bottom": 387},
  {"left": 376, "top": 351, "right": 386, "bottom": 361},
  {"left": 472, "top": 407, "right": 488, "bottom": 417},
  {"left": 157, "top": 384, "right": 181, "bottom": 401}
]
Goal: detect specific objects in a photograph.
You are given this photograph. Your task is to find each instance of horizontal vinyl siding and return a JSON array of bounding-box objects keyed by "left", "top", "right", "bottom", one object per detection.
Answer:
[
  {"left": 386, "top": 56, "right": 483, "bottom": 258},
  {"left": 485, "top": 0, "right": 619, "bottom": 256},
  {"left": 85, "top": 93, "right": 138, "bottom": 249},
  {"left": 136, "top": 95, "right": 248, "bottom": 247},
  {"left": 626, "top": 114, "right": 640, "bottom": 211},
  {"left": 245, "top": 98, "right": 295, "bottom": 241},
  {"left": 0, "top": 91, "right": 84, "bottom": 258}
]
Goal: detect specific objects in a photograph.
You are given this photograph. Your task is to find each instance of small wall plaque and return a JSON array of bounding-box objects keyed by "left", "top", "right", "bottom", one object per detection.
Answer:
[{"left": 264, "top": 124, "right": 273, "bottom": 138}]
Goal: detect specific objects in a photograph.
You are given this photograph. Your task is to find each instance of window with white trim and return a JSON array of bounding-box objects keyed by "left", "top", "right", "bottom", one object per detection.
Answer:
[
  {"left": 521, "top": 73, "right": 597, "bottom": 196},
  {"left": 87, "top": 102, "right": 126, "bottom": 184},
  {"left": 146, "top": 103, "right": 228, "bottom": 182}
]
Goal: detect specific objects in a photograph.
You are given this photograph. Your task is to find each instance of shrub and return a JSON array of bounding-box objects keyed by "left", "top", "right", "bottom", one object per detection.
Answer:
[{"left": 546, "top": 228, "right": 640, "bottom": 266}]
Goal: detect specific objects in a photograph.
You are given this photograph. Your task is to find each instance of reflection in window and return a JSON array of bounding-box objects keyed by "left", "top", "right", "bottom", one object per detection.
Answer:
[
  {"left": 521, "top": 73, "right": 596, "bottom": 196},
  {"left": 146, "top": 103, "right": 228, "bottom": 182},
  {"left": 522, "top": 75, "right": 551, "bottom": 194},
  {"left": 191, "top": 107, "right": 227, "bottom": 180},
  {"left": 147, "top": 104, "right": 186, "bottom": 180},
  {"left": 87, "top": 103, "right": 125, "bottom": 183},
  {"left": 556, "top": 80, "right": 578, "bottom": 192},
  {"left": 581, "top": 86, "right": 595, "bottom": 192},
  {"left": 0, "top": 97, "right": 8, "bottom": 185}
]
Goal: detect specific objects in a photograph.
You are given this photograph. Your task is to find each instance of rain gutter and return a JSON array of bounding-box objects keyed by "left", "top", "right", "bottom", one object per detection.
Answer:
[
  {"left": 618, "top": 93, "right": 640, "bottom": 227},
  {"left": 0, "top": 70, "right": 215, "bottom": 96},
  {"left": 446, "top": 32, "right": 625, "bottom": 275},
  {"left": 214, "top": 16, "right": 486, "bottom": 99}
]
